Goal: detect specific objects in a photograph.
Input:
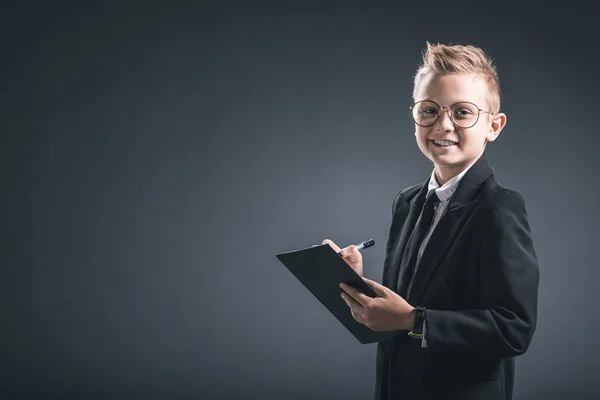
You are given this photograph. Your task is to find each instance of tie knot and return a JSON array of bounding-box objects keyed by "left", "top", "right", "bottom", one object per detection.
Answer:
[{"left": 426, "top": 190, "right": 440, "bottom": 206}]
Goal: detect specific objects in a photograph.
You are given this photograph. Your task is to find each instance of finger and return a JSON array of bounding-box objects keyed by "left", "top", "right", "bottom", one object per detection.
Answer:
[
  {"left": 342, "top": 294, "right": 369, "bottom": 327},
  {"left": 339, "top": 245, "right": 360, "bottom": 261},
  {"left": 341, "top": 292, "right": 365, "bottom": 314},
  {"left": 340, "top": 283, "right": 370, "bottom": 307},
  {"left": 322, "top": 239, "right": 342, "bottom": 253},
  {"left": 351, "top": 309, "right": 367, "bottom": 325},
  {"left": 362, "top": 278, "right": 388, "bottom": 297}
]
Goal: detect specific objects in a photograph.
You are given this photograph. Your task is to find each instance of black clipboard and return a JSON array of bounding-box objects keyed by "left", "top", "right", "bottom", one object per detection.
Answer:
[{"left": 275, "top": 244, "right": 396, "bottom": 344}]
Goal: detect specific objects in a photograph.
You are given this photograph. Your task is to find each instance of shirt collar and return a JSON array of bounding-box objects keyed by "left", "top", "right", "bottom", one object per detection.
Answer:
[{"left": 427, "top": 163, "right": 475, "bottom": 202}]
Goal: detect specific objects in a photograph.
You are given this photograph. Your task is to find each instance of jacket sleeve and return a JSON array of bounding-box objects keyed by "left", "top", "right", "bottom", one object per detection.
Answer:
[{"left": 424, "top": 191, "right": 539, "bottom": 359}]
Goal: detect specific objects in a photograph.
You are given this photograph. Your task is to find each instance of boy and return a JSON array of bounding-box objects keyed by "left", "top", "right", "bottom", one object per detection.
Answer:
[{"left": 324, "top": 42, "right": 539, "bottom": 400}]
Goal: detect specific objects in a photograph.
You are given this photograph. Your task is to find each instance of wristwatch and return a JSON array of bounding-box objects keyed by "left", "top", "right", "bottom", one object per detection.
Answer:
[{"left": 408, "top": 306, "right": 426, "bottom": 339}]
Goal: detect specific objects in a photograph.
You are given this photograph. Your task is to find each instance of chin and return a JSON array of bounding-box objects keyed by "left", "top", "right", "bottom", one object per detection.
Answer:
[
  {"left": 429, "top": 153, "right": 472, "bottom": 169},
  {"left": 428, "top": 152, "right": 460, "bottom": 164},
  {"left": 441, "top": 151, "right": 482, "bottom": 167}
]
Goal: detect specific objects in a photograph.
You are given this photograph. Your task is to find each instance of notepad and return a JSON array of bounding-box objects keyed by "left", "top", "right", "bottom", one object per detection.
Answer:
[{"left": 275, "top": 244, "right": 396, "bottom": 344}]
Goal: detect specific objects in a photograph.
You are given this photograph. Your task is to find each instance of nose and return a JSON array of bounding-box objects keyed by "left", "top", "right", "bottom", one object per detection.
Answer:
[{"left": 435, "top": 108, "right": 454, "bottom": 131}]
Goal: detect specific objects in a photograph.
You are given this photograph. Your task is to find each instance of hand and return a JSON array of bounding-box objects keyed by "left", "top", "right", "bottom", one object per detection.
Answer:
[
  {"left": 339, "top": 278, "right": 416, "bottom": 332},
  {"left": 322, "top": 239, "right": 363, "bottom": 277}
]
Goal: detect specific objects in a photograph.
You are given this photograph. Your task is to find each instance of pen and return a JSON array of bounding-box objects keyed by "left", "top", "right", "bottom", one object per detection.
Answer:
[
  {"left": 338, "top": 239, "right": 375, "bottom": 256},
  {"left": 355, "top": 238, "right": 375, "bottom": 251}
]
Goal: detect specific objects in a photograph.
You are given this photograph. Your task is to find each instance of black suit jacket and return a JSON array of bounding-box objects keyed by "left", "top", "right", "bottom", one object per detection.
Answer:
[{"left": 374, "top": 153, "right": 539, "bottom": 400}]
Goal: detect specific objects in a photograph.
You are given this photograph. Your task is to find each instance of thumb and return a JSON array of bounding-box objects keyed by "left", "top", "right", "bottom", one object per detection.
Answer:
[
  {"left": 322, "top": 239, "right": 342, "bottom": 253},
  {"left": 362, "top": 278, "right": 388, "bottom": 297},
  {"left": 339, "top": 245, "right": 360, "bottom": 261}
]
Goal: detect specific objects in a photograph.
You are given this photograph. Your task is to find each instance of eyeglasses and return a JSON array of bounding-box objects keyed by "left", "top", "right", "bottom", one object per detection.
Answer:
[{"left": 410, "top": 100, "right": 494, "bottom": 129}]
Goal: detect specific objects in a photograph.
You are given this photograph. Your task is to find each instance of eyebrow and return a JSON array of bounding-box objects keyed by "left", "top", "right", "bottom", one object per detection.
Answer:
[{"left": 418, "top": 99, "right": 479, "bottom": 107}]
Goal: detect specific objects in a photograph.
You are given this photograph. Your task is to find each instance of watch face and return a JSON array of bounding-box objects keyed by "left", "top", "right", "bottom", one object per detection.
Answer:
[{"left": 412, "top": 307, "right": 425, "bottom": 335}]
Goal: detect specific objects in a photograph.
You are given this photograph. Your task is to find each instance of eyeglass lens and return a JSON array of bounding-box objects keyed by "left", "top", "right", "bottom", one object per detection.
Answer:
[{"left": 412, "top": 101, "right": 480, "bottom": 128}]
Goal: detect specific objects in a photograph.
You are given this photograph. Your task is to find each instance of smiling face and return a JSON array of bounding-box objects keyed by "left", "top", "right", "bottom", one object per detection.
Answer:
[{"left": 413, "top": 73, "right": 507, "bottom": 184}]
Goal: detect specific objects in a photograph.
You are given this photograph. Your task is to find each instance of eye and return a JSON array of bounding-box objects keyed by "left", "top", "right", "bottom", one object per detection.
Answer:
[
  {"left": 422, "top": 107, "right": 439, "bottom": 115},
  {"left": 453, "top": 108, "right": 473, "bottom": 118}
]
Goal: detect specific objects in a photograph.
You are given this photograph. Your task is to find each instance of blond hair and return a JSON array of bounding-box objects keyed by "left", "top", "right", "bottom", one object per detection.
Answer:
[{"left": 413, "top": 42, "right": 501, "bottom": 114}]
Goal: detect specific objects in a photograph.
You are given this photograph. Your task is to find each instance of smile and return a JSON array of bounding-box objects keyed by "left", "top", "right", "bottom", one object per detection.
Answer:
[{"left": 430, "top": 139, "right": 458, "bottom": 147}]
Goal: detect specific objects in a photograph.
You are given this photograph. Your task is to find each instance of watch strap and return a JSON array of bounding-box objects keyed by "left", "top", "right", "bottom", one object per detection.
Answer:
[{"left": 408, "top": 306, "right": 426, "bottom": 339}]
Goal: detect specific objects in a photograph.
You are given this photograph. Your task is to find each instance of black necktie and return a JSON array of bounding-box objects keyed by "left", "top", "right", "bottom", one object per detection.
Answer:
[{"left": 397, "top": 189, "right": 440, "bottom": 297}]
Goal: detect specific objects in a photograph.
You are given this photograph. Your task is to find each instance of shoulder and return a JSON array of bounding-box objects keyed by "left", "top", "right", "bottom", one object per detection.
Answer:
[
  {"left": 478, "top": 175, "right": 531, "bottom": 228},
  {"left": 391, "top": 182, "right": 424, "bottom": 214},
  {"left": 479, "top": 175, "right": 528, "bottom": 212}
]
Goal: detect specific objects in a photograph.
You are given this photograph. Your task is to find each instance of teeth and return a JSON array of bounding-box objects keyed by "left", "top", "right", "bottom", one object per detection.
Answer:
[{"left": 433, "top": 140, "right": 456, "bottom": 146}]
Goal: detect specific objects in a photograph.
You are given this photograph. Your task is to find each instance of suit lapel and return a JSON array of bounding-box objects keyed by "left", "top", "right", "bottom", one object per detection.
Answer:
[
  {"left": 406, "top": 153, "right": 495, "bottom": 304},
  {"left": 383, "top": 183, "right": 428, "bottom": 291},
  {"left": 406, "top": 200, "right": 477, "bottom": 303}
]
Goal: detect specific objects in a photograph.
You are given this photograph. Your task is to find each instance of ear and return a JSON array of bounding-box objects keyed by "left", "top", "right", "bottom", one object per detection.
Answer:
[{"left": 486, "top": 112, "right": 507, "bottom": 143}]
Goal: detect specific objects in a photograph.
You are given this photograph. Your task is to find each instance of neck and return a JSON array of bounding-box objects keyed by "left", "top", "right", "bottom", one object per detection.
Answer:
[
  {"left": 434, "top": 154, "right": 482, "bottom": 186},
  {"left": 434, "top": 165, "right": 465, "bottom": 186},
  {"left": 434, "top": 148, "right": 487, "bottom": 186}
]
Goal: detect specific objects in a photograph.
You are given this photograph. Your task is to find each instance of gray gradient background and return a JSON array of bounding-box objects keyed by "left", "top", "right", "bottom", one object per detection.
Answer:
[{"left": 3, "top": 1, "right": 600, "bottom": 399}]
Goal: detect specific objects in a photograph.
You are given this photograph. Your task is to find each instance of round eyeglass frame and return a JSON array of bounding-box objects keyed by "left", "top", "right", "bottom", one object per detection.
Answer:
[{"left": 409, "top": 100, "right": 495, "bottom": 129}]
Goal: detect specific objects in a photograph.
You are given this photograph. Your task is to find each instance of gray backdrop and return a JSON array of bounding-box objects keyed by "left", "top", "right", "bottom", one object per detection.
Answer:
[{"left": 4, "top": 1, "right": 600, "bottom": 399}]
